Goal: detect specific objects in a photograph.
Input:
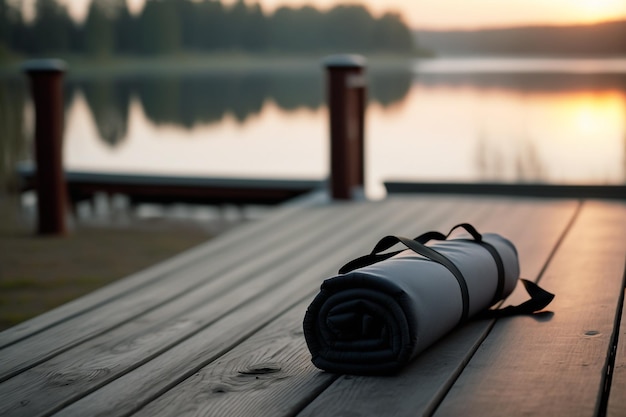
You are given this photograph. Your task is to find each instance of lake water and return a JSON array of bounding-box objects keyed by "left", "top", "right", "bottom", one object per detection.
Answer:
[{"left": 2, "top": 57, "right": 626, "bottom": 199}]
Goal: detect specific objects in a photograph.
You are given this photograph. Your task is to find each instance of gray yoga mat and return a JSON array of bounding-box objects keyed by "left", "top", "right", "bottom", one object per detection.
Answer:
[{"left": 303, "top": 230, "right": 521, "bottom": 375}]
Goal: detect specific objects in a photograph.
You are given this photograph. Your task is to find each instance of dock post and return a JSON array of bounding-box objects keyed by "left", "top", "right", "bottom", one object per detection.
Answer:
[
  {"left": 22, "top": 59, "right": 68, "bottom": 235},
  {"left": 323, "top": 54, "right": 367, "bottom": 200}
]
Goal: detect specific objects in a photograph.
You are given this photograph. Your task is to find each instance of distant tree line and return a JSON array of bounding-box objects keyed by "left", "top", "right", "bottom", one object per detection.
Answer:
[
  {"left": 416, "top": 19, "right": 626, "bottom": 56},
  {"left": 0, "top": 0, "right": 416, "bottom": 57}
]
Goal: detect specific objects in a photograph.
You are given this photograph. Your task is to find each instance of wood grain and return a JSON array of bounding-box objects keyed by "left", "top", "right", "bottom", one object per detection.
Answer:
[
  {"left": 0, "top": 199, "right": 410, "bottom": 416},
  {"left": 47, "top": 197, "right": 482, "bottom": 417},
  {"left": 296, "top": 199, "right": 579, "bottom": 417},
  {"left": 0, "top": 203, "right": 347, "bottom": 381},
  {"left": 133, "top": 301, "right": 334, "bottom": 417},
  {"left": 434, "top": 200, "right": 626, "bottom": 417},
  {"left": 121, "top": 198, "right": 505, "bottom": 417},
  {"left": 3, "top": 196, "right": 618, "bottom": 417},
  {"left": 0, "top": 203, "right": 306, "bottom": 349}
]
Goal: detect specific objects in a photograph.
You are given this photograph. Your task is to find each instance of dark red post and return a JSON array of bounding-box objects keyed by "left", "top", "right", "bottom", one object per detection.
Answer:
[
  {"left": 22, "top": 59, "right": 68, "bottom": 235},
  {"left": 324, "top": 54, "right": 367, "bottom": 200}
]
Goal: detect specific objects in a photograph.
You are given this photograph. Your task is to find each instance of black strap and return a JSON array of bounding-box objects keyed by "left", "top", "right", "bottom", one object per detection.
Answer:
[
  {"left": 338, "top": 223, "right": 555, "bottom": 320},
  {"left": 338, "top": 249, "right": 403, "bottom": 275},
  {"left": 477, "top": 241, "right": 506, "bottom": 305},
  {"left": 476, "top": 279, "right": 555, "bottom": 319},
  {"left": 411, "top": 223, "right": 506, "bottom": 307},
  {"left": 338, "top": 223, "right": 481, "bottom": 275},
  {"left": 343, "top": 234, "right": 471, "bottom": 323},
  {"left": 395, "top": 236, "right": 471, "bottom": 323},
  {"left": 416, "top": 223, "right": 483, "bottom": 244}
]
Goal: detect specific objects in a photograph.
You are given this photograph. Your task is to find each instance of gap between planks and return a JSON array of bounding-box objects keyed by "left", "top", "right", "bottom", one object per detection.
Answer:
[{"left": 433, "top": 200, "right": 626, "bottom": 417}]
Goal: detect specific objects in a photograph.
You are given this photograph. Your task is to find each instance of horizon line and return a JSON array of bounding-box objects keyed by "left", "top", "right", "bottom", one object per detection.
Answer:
[{"left": 412, "top": 16, "right": 626, "bottom": 32}]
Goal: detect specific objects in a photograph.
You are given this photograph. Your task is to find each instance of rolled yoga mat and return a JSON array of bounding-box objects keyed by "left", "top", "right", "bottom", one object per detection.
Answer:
[{"left": 303, "top": 224, "right": 551, "bottom": 375}]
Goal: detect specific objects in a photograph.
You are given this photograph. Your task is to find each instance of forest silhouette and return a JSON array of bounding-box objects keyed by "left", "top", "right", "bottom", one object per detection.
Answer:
[{"left": 0, "top": 0, "right": 416, "bottom": 57}]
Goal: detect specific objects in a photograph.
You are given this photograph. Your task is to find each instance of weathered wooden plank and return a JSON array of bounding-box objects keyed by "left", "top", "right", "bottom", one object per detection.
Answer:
[
  {"left": 133, "top": 300, "right": 332, "bottom": 417},
  {"left": 45, "top": 197, "right": 476, "bottom": 417},
  {"left": 123, "top": 198, "right": 576, "bottom": 417},
  {"left": 0, "top": 199, "right": 403, "bottom": 416},
  {"left": 133, "top": 308, "right": 498, "bottom": 417},
  {"left": 0, "top": 202, "right": 350, "bottom": 380},
  {"left": 296, "top": 199, "right": 580, "bottom": 417},
  {"left": 0, "top": 202, "right": 307, "bottom": 348},
  {"left": 0, "top": 198, "right": 443, "bottom": 416},
  {"left": 434, "top": 200, "right": 626, "bottom": 417},
  {"left": 607, "top": 289, "right": 626, "bottom": 417},
  {"left": 18, "top": 165, "right": 324, "bottom": 205}
]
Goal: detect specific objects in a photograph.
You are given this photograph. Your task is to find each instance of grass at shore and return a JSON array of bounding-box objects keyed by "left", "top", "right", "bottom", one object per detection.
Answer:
[{"left": 0, "top": 193, "right": 241, "bottom": 331}]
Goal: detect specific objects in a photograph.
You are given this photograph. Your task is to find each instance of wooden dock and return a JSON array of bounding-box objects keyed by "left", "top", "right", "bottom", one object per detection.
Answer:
[
  {"left": 17, "top": 165, "right": 325, "bottom": 206},
  {"left": 0, "top": 194, "right": 624, "bottom": 417}
]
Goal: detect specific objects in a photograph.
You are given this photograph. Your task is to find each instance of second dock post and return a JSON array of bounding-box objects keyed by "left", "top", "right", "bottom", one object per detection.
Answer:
[{"left": 324, "top": 54, "right": 367, "bottom": 200}]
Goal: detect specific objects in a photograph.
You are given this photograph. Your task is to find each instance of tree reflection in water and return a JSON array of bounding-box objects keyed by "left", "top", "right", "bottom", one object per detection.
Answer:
[
  {"left": 1, "top": 64, "right": 625, "bottom": 194},
  {"left": 61, "top": 69, "right": 412, "bottom": 148}
]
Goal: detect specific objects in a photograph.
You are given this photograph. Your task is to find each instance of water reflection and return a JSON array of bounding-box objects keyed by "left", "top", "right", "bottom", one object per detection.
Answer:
[
  {"left": 370, "top": 81, "right": 626, "bottom": 193},
  {"left": 79, "top": 78, "right": 133, "bottom": 146},
  {"left": 1, "top": 60, "right": 625, "bottom": 199},
  {"left": 62, "top": 70, "right": 411, "bottom": 149},
  {"left": 475, "top": 135, "right": 546, "bottom": 182}
]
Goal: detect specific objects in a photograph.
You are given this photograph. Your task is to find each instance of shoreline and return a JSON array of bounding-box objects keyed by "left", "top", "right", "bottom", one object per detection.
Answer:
[
  {"left": 0, "top": 52, "right": 420, "bottom": 78},
  {"left": 2, "top": 53, "right": 625, "bottom": 79}
]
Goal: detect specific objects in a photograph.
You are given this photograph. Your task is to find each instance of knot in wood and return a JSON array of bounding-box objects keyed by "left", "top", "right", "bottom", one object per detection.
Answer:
[{"left": 238, "top": 362, "right": 282, "bottom": 375}]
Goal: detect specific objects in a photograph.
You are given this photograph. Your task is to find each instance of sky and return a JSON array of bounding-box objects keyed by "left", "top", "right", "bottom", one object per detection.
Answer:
[{"left": 56, "top": 0, "right": 626, "bottom": 30}]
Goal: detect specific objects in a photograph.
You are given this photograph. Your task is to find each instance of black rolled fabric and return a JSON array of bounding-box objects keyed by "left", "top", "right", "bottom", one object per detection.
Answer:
[{"left": 303, "top": 232, "right": 520, "bottom": 375}]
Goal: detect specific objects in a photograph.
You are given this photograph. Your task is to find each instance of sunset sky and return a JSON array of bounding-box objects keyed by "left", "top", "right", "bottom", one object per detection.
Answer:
[
  {"left": 56, "top": 0, "right": 626, "bottom": 30},
  {"left": 257, "top": 0, "right": 626, "bottom": 29}
]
